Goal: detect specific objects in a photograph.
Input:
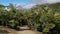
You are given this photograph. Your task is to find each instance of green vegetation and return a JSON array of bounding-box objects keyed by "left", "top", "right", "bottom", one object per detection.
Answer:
[{"left": 0, "top": 3, "right": 60, "bottom": 34}]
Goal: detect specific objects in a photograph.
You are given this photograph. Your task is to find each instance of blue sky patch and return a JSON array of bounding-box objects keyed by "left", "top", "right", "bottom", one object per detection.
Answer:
[{"left": 0, "top": 0, "right": 32, "bottom": 5}]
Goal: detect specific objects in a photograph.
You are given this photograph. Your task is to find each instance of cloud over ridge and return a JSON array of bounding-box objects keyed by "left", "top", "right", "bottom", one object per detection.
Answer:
[{"left": 29, "top": 0, "right": 60, "bottom": 4}]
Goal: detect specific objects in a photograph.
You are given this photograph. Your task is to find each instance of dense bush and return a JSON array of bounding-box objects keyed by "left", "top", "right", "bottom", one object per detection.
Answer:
[{"left": 0, "top": 3, "right": 60, "bottom": 34}]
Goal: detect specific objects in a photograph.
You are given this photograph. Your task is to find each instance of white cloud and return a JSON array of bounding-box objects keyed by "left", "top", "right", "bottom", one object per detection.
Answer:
[
  {"left": 23, "top": 4, "right": 36, "bottom": 9},
  {"left": 16, "top": 4, "right": 36, "bottom": 9},
  {"left": 47, "top": 0, "right": 60, "bottom": 3},
  {"left": 29, "top": 0, "right": 60, "bottom": 4}
]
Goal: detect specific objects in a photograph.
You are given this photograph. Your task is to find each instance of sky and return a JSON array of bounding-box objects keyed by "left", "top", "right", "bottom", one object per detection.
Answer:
[
  {"left": 0, "top": 0, "right": 60, "bottom": 5},
  {"left": 0, "top": 0, "right": 32, "bottom": 5},
  {"left": 0, "top": 0, "right": 60, "bottom": 9},
  {"left": 29, "top": 0, "right": 60, "bottom": 4}
]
